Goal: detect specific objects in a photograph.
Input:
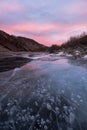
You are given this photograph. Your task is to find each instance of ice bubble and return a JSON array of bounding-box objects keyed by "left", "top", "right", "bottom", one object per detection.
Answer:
[{"left": 47, "top": 104, "right": 52, "bottom": 110}]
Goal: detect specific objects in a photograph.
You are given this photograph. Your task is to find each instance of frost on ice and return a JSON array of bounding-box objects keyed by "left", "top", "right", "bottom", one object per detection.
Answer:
[{"left": 0, "top": 53, "right": 87, "bottom": 130}]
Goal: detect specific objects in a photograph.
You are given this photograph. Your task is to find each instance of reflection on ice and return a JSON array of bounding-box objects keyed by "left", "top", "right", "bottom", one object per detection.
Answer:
[
  {"left": 0, "top": 53, "right": 87, "bottom": 129},
  {"left": 21, "top": 63, "right": 41, "bottom": 71}
]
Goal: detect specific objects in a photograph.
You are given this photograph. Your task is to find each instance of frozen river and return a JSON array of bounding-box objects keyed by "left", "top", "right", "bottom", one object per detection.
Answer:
[{"left": 0, "top": 53, "right": 87, "bottom": 130}]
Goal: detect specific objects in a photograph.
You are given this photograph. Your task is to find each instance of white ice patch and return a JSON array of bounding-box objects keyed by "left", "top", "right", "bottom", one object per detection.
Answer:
[
  {"left": 46, "top": 119, "right": 50, "bottom": 123},
  {"left": 35, "top": 101, "right": 38, "bottom": 106},
  {"left": 83, "top": 55, "right": 87, "bottom": 59},
  {"left": 22, "top": 109, "right": 26, "bottom": 113},
  {"left": 31, "top": 56, "right": 41, "bottom": 60},
  {"left": 41, "top": 118, "right": 45, "bottom": 125},
  {"left": 47, "top": 104, "right": 52, "bottom": 110},
  {"left": 69, "top": 112, "right": 75, "bottom": 124},
  {"left": 41, "top": 88, "right": 46, "bottom": 94},
  {"left": 10, "top": 105, "right": 17, "bottom": 116},
  {"left": 14, "top": 67, "right": 20, "bottom": 72},
  {"left": 30, "top": 115, "right": 35, "bottom": 120},
  {"left": 79, "top": 99, "right": 83, "bottom": 103},
  {"left": 75, "top": 50, "right": 80, "bottom": 55},
  {"left": 81, "top": 76, "right": 86, "bottom": 80},
  {"left": 31, "top": 54, "right": 49, "bottom": 60},
  {"left": 75, "top": 50, "right": 80, "bottom": 53},
  {"left": 11, "top": 67, "right": 20, "bottom": 77},
  {"left": 77, "top": 95, "right": 81, "bottom": 99},
  {"left": 63, "top": 106, "right": 68, "bottom": 110},
  {"left": 21, "top": 54, "right": 30, "bottom": 58},
  {"left": 56, "top": 52, "right": 64, "bottom": 56},
  {"left": 65, "top": 54, "right": 72, "bottom": 57},
  {"left": 44, "top": 125, "right": 48, "bottom": 130},
  {"left": 61, "top": 90, "right": 65, "bottom": 94},
  {"left": 55, "top": 107, "right": 59, "bottom": 114},
  {"left": 49, "top": 97, "right": 55, "bottom": 103}
]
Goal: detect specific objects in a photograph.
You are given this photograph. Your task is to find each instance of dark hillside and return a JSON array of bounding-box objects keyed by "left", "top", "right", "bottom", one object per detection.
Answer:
[{"left": 0, "top": 30, "right": 48, "bottom": 52}]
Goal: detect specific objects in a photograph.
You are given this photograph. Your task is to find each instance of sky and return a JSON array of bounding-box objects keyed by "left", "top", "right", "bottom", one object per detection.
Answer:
[{"left": 0, "top": 0, "right": 87, "bottom": 46}]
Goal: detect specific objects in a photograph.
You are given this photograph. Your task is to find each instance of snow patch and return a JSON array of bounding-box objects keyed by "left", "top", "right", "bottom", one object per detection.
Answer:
[
  {"left": 75, "top": 50, "right": 80, "bottom": 55},
  {"left": 65, "top": 54, "right": 72, "bottom": 57},
  {"left": 21, "top": 54, "right": 30, "bottom": 58},
  {"left": 56, "top": 52, "right": 64, "bottom": 56}
]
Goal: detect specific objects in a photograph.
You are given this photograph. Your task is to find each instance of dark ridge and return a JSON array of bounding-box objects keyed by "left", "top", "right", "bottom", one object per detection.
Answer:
[{"left": 0, "top": 30, "right": 48, "bottom": 52}]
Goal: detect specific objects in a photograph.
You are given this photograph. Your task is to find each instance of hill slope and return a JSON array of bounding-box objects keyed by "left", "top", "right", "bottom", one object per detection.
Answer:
[
  {"left": 49, "top": 34, "right": 87, "bottom": 57},
  {"left": 0, "top": 30, "right": 47, "bottom": 52},
  {"left": 60, "top": 34, "right": 87, "bottom": 56}
]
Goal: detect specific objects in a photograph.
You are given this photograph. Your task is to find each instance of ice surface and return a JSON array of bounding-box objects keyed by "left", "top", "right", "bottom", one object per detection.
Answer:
[
  {"left": 65, "top": 53, "right": 73, "bottom": 57},
  {"left": 47, "top": 104, "right": 52, "bottom": 110},
  {"left": 56, "top": 52, "right": 64, "bottom": 56},
  {"left": 0, "top": 53, "right": 87, "bottom": 129},
  {"left": 83, "top": 55, "right": 87, "bottom": 59}
]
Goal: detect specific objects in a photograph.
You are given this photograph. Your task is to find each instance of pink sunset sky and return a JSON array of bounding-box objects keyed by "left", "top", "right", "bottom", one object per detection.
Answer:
[{"left": 0, "top": 0, "right": 87, "bottom": 46}]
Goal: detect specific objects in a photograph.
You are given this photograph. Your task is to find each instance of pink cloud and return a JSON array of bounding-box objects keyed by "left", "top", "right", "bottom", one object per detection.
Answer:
[
  {"left": 0, "top": 23, "right": 64, "bottom": 46},
  {"left": 0, "top": 2, "right": 25, "bottom": 16},
  {"left": 0, "top": 22, "right": 87, "bottom": 46},
  {"left": 5, "top": 23, "right": 62, "bottom": 32},
  {"left": 63, "top": 1, "right": 87, "bottom": 15}
]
